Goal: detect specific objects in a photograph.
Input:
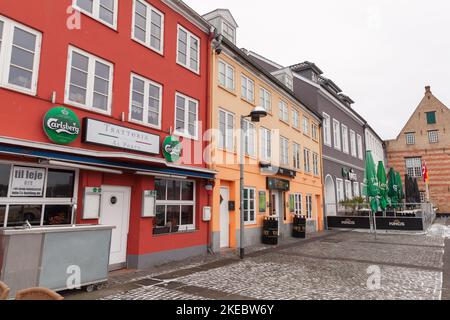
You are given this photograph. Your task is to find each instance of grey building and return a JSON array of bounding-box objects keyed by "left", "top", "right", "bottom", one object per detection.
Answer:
[{"left": 244, "top": 54, "right": 369, "bottom": 225}]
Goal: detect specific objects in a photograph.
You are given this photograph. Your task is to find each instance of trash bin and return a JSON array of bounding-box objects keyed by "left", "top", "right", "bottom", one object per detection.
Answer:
[
  {"left": 262, "top": 217, "right": 278, "bottom": 245},
  {"left": 292, "top": 216, "right": 306, "bottom": 238}
]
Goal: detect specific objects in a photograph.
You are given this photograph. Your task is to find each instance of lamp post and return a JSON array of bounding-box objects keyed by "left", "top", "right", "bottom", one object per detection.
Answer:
[{"left": 239, "top": 106, "right": 268, "bottom": 259}]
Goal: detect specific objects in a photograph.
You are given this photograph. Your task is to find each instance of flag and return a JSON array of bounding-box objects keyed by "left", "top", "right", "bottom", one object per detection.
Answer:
[{"left": 422, "top": 160, "right": 429, "bottom": 183}]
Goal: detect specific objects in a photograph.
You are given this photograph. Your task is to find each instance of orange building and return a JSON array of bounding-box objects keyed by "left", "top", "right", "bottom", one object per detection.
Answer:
[{"left": 204, "top": 10, "right": 324, "bottom": 251}]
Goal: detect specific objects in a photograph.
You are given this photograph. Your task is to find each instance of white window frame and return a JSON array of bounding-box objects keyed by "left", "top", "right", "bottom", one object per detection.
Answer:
[
  {"left": 176, "top": 25, "right": 200, "bottom": 74},
  {"left": 428, "top": 130, "right": 439, "bottom": 144},
  {"left": 333, "top": 119, "right": 341, "bottom": 150},
  {"left": 129, "top": 73, "right": 162, "bottom": 129},
  {"left": 313, "top": 153, "right": 319, "bottom": 176},
  {"left": 353, "top": 181, "right": 360, "bottom": 198},
  {"left": 64, "top": 46, "right": 114, "bottom": 115},
  {"left": 405, "top": 132, "right": 415, "bottom": 145},
  {"left": 350, "top": 130, "right": 357, "bottom": 157},
  {"left": 304, "top": 148, "right": 311, "bottom": 173},
  {"left": 260, "top": 127, "right": 272, "bottom": 161},
  {"left": 241, "top": 74, "right": 254, "bottom": 103},
  {"left": 278, "top": 100, "right": 289, "bottom": 123},
  {"left": 305, "top": 194, "right": 313, "bottom": 220},
  {"left": 72, "top": 0, "right": 118, "bottom": 29},
  {"left": 280, "top": 136, "right": 289, "bottom": 166},
  {"left": 357, "top": 134, "right": 363, "bottom": 160},
  {"left": 311, "top": 123, "right": 318, "bottom": 141},
  {"left": 342, "top": 124, "right": 349, "bottom": 154},
  {"left": 243, "top": 119, "right": 256, "bottom": 157},
  {"left": 323, "top": 112, "right": 332, "bottom": 147},
  {"left": 259, "top": 87, "right": 272, "bottom": 112},
  {"left": 174, "top": 92, "right": 199, "bottom": 140},
  {"left": 293, "top": 193, "right": 303, "bottom": 216},
  {"left": 406, "top": 157, "right": 422, "bottom": 178},
  {"left": 155, "top": 178, "right": 196, "bottom": 231},
  {"left": 293, "top": 143, "right": 301, "bottom": 170},
  {"left": 336, "top": 178, "right": 344, "bottom": 210},
  {"left": 243, "top": 187, "right": 256, "bottom": 225},
  {"left": 218, "top": 59, "right": 235, "bottom": 91},
  {"left": 0, "top": 15, "right": 42, "bottom": 96},
  {"left": 345, "top": 180, "right": 352, "bottom": 200},
  {"left": 221, "top": 20, "right": 235, "bottom": 44},
  {"left": 292, "top": 109, "right": 300, "bottom": 129},
  {"left": 131, "top": 0, "right": 165, "bottom": 55},
  {"left": 218, "top": 108, "right": 235, "bottom": 152},
  {"left": 303, "top": 116, "right": 310, "bottom": 136}
]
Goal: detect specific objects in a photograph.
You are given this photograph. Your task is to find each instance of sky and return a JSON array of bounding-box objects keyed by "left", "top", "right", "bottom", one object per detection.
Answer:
[{"left": 185, "top": 0, "right": 450, "bottom": 140}]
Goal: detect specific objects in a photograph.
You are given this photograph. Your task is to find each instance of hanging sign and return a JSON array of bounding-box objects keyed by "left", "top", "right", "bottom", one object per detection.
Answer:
[
  {"left": 43, "top": 107, "right": 80, "bottom": 145},
  {"left": 259, "top": 191, "right": 267, "bottom": 213},
  {"left": 162, "top": 136, "right": 182, "bottom": 162},
  {"left": 10, "top": 166, "right": 46, "bottom": 197}
]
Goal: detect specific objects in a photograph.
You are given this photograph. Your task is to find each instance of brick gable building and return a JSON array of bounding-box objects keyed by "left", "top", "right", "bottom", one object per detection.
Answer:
[{"left": 386, "top": 86, "right": 450, "bottom": 214}]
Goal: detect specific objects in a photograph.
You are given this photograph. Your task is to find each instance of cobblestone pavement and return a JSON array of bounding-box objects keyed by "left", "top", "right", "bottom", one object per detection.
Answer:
[{"left": 64, "top": 221, "right": 450, "bottom": 300}]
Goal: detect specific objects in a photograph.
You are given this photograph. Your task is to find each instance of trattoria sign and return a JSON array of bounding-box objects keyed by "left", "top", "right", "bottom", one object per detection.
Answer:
[
  {"left": 82, "top": 118, "right": 160, "bottom": 155},
  {"left": 43, "top": 107, "right": 80, "bottom": 145},
  {"left": 10, "top": 166, "right": 46, "bottom": 197}
]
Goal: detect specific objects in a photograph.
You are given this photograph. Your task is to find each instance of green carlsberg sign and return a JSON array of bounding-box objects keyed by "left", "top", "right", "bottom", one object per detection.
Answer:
[
  {"left": 163, "top": 136, "right": 182, "bottom": 162},
  {"left": 43, "top": 107, "right": 80, "bottom": 145}
]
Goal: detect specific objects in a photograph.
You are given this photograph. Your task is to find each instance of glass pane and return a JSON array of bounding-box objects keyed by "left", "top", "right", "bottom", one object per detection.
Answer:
[
  {"left": 7, "top": 205, "right": 42, "bottom": 227},
  {"left": 155, "top": 179, "right": 166, "bottom": 200},
  {"left": 8, "top": 66, "right": 32, "bottom": 89},
  {"left": 77, "top": 0, "right": 94, "bottom": 13},
  {"left": 167, "top": 180, "right": 181, "bottom": 201},
  {"left": 0, "top": 205, "right": 5, "bottom": 227},
  {"left": 95, "top": 61, "right": 110, "bottom": 79},
  {"left": 94, "top": 77, "right": 109, "bottom": 94},
  {"left": 72, "top": 52, "right": 89, "bottom": 71},
  {"left": 11, "top": 46, "right": 34, "bottom": 70},
  {"left": 99, "top": 7, "right": 114, "bottom": 25},
  {"left": 0, "top": 164, "right": 11, "bottom": 197},
  {"left": 70, "top": 68, "right": 88, "bottom": 88},
  {"left": 135, "top": 1, "right": 147, "bottom": 17},
  {"left": 100, "top": 0, "right": 114, "bottom": 9},
  {"left": 167, "top": 205, "right": 180, "bottom": 227},
  {"left": 0, "top": 21, "right": 3, "bottom": 39},
  {"left": 69, "top": 85, "right": 87, "bottom": 104},
  {"left": 46, "top": 170, "right": 75, "bottom": 198},
  {"left": 181, "top": 181, "right": 194, "bottom": 201},
  {"left": 13, "top": 27, "right": 36, "bottom": 51},
  {"left": 155, "top": 205, "right": 166, "bottom": 227},
  {"left": 134, "top": 25, "right": 146, "bottom": 42},
  {"left": 93, "top": 93, "right": 108, "bottom": 110},
  {"left": 131, "top": 106, "right": 143, "bottom": 122},
  {"left": 133, "top": 77, "right": 145, "bottom": 93},
  {"left": 181, "top": 206, "right": 193, "bottom": 225},
  {"left": 43, "top": 205, "right": 72, "bottom": 225}
]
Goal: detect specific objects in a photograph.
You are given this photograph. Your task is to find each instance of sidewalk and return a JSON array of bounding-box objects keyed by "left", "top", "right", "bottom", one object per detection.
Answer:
[{"left": 63, "top": 229, "right": 341, "bottom": 300}]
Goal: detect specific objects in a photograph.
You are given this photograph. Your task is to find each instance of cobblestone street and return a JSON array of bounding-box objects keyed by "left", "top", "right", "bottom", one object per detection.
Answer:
[{"left": 64, "top": 220, "right": 450, "bottom": 301}]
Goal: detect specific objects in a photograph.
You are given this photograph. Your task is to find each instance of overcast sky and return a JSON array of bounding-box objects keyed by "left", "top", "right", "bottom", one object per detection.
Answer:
[{"left": 185, "top": 0, "right": 450, "bottom": 140}]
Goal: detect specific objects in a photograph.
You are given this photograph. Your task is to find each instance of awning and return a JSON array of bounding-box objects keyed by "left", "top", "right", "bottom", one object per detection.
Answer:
[{"left": 0, "top": 144, "right": 216, "bottom": 180}]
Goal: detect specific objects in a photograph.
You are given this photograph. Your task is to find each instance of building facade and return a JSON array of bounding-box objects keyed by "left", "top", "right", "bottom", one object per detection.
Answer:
[
  {"left": 0, "top": 0, "right": 216, "bottom": 270},
  {"left": 365, "top": 125, "right": 387, "bottom": 167},
  {"left": 245, "top": 56, "right": 367, "bottom": 223},
  {"left": 386, "top": 86, "right": 450, "bottom": 214},
  {"left": 204, "top": 10, "right": 323, "bottom": 252}
]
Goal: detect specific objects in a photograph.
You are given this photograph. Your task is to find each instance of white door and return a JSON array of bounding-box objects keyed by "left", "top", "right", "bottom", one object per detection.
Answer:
[
  {"left": 325, "top": 175, "right": 337, "bottom": 217},
  {"left": 219, "top": 187, "right": 230, "bottom": 248},
  {"left": 100, "top": 186, "right": 131, "bottom": 267}
]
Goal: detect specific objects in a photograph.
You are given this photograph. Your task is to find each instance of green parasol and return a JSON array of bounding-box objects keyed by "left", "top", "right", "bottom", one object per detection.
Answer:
[
  {"left": 365, "top": 151, "right": 379, "bottom": 212},
  {"left": 395, "top": 172, "right": 405, "bottom": 206},
  {"left": 377, "top": 161, "right": 388, "bottom": 210},
  {"left": 387, "top": 168, "right": 398, "bottom": 208}
]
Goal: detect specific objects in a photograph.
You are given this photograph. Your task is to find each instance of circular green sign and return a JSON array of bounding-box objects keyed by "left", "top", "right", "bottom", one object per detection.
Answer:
[
  {"left": 43, "top": 107, "right": 80, "bottom": 145},
  {"left": 163, "top": 136, "right": 182, "bottom": 162}
]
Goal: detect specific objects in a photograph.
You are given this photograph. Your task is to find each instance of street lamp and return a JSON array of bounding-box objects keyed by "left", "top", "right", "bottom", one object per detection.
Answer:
[{"left": 239, "top": 106, "right": 268, "bottom": 259}]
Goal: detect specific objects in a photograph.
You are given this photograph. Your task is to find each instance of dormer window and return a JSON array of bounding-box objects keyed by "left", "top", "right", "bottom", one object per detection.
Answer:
[
  {"left": 311, "top": 72, "right": 317, "bottom": 83},
  {"left": 222, "top": 20, "right": 235, "bottom": 44}
]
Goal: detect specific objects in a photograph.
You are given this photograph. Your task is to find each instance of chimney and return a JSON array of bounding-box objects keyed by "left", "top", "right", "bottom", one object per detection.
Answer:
[{"left": 425, "top": 86, "right": 431, "bottom": 94}]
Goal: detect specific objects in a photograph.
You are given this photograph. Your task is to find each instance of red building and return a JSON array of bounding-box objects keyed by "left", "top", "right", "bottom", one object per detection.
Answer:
[{"left": 0, "top": 0, "right": 215, "bottom": 270}]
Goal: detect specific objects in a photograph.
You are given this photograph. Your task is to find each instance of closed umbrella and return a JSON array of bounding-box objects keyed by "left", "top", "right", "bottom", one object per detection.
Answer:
[
  {"left": 396, "top": 172, "right": 405, "bottom": 207},
  {"left": 387, "top": 168, "right": 398, "bottom": 208},
  {"left": 413, "top": 178, "right": 421, "bottom": 203},
  {"left": 405, "top": 175, "right": 413, "bottom": 203},
  {"left": 365, "top": 151, "right": 379, "bottom": 212},
  {"left": 377, "top": 161, "right": 388, "bottom": 211}
]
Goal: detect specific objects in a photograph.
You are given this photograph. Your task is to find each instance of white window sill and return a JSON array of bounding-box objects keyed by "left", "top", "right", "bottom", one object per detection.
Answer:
[{"left": 132, "top": 38, "right": 164, "bottom": 56}]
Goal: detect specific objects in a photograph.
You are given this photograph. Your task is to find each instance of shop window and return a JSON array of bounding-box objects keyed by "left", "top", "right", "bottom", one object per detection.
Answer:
[
  {"left": 46, "top": 170, "right": 75, "bottom": 198},
  {"left": 7, "top": 205, "right": 42, "bottom": 227},
  {"left": 0, "top": 164, "right": 77, "bottom": 228},
  {"left": 154, "top": 178, "right": 196, "bottom": 232},
  {"left": 0, "top": 205, "right": 5, "bottom": 227},
  {"left": 0, "top": 163, "right": 11, "bottom": 197}
]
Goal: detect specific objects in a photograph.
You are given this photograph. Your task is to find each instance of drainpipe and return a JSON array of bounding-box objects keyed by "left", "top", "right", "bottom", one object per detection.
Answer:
[{"left": 319, "top": 122, "right": 328, "bottom": 231}]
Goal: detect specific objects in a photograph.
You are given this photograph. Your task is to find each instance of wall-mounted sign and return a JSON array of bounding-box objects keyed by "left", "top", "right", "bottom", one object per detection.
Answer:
[
  {"left": 259, "top": 191, "right": 267, "bottom": 213},
  {"left": 10, "top": 166, "right": 46, "bottom": 197},
  {"left": 260, "top": 163, "right": 296, "bottom": 178},
  {"left": 267, "top": 178, "right": 290, "bottom": 191},
  {"left": 83, "top": 118, "right": 160, "bottom": 155},
  {"left": 43, "top": 107, "right": 80, "bottom": 145},
  {"left": 327, "top": 216, "right": 371, "bottom": 229},
  {"left": 375, "top": 217, "right": 424, "bottom": 231},
  {"left": 162, "top": 136, "right": 182, "bottom": 162},
  {"left": 342, "top": 168, "right": 358, "bottom": 181},
  {"left": 82, "top": 187, "right": 102, "bottom": 220},
  {"left": 142, "top": 190, "right": 157, "bottom": 218}
]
